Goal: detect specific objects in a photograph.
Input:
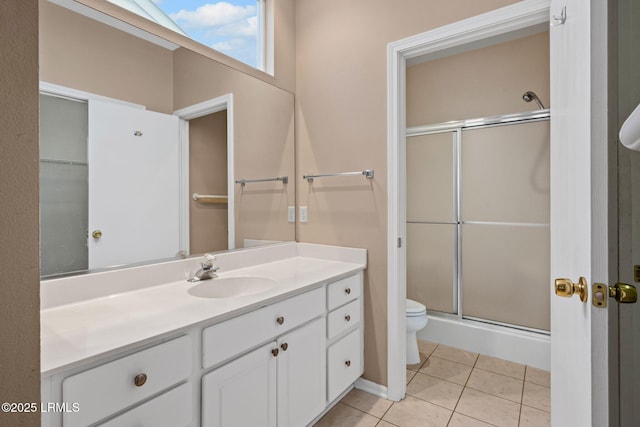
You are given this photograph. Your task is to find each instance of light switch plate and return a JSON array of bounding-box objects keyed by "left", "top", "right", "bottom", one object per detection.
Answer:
[
  {"left": 288, "top": 206, "right": 295, "bottom": 223},
  {"left": 300, "top": 206, "right": 308, "bottom": 223}
]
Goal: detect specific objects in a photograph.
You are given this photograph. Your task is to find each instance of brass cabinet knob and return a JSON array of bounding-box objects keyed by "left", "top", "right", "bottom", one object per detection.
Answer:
[
  {"left": 92, "top": 230, "right": 103, "bottom": 239},
  {"left": 345, "top": 288, "right": 351, "bottom": 295},
  {"left": 554, "top": 277, "right": 588, "bottom": 302},
  {"left": 134, "top": 373, "right": 147, "bottom": 387},
  {"left": 345, "top": 360, "right": 351, "bottom": 367},
  {"left": 271, "top": 348, "right": 279, "bottom": 357},
  {"left": 345, "top": 314, "right": 351, "bottom": 322},
  {"left": 276, "top": 316, "right": 285, "bottom": 325},
  {"left": 281, "top": 343, "right": 288, "bottom": 351}
]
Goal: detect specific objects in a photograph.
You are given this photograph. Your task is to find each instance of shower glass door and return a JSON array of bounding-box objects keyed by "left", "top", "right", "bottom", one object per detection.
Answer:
[
  {"left": 406, "top": 119, "right": 550, "bottom": 332},
  {"left": 461, "top": 121, "right": 550, "bottom": 331},
  {"left": 406, "top": 131, "right": 458, "bottom": 314}
]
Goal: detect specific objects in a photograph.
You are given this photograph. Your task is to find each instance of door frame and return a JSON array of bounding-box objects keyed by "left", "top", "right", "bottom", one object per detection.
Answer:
[
  {"left": 386, "top": 0, "right": 551, "bottom": 402},
  {"left": 174, "top": 94, "right": 236, "bottom": 251}
]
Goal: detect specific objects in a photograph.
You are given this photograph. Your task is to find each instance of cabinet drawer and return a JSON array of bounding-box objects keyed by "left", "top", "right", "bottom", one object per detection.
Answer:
[
  {"left": 203, "top": 287, "right": 325, "bottom": 368},
  {"left": 327, "top": 329, "right": 362, "bottom": 402},
  {"left": 327, "top": 298, "right": 361, "bottom": 339},
  {"left": 98, "top": 383, "right": 192, "bottom": 427},
  {"left": 63, "top": 335, "right": 192, "bottom": 427},
  {"left": 327, "top": 274, "right": 361, "bottom": 311}
]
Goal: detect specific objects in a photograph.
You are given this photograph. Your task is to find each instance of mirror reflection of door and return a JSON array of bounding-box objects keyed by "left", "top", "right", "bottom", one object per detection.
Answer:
[{"left": 40, "top": 93, "right": 184, "bottom": 276}]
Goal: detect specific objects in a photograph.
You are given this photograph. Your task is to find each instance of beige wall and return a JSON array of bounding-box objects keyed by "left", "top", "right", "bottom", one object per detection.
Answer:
[
  {"left": 189, "top": 111, "right": 229, "bottom": 254},
  {"left": 0, "top": 1, "right": 41, "bottom": 426},
  {"left": 407, "top": 32, "right": 550, "bottom": 126},
  {"left": 296, "top": 0, "right": 518, "bottom": 386},
  {"left": 39, "top": 0, "right": 174, "bottom": 113}
]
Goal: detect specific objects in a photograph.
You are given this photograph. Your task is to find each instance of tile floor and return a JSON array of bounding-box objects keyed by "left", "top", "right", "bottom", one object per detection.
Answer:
[{"left": 314, "top": 340, "right": 550, "bottom": 427}]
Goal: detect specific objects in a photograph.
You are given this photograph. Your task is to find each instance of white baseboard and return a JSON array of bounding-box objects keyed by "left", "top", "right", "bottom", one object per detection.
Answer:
[
  {"left": 418, "top": 315, "right": 550, "bottom": 371},
  {"left": 355, "top": 377, "right": 389, "bottom": 400}
]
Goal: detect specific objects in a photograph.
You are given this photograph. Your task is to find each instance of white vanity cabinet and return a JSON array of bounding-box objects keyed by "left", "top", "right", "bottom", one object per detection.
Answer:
[
  {"left": 41, "top": 248, "right": 366, "bottom": 427},
  {"left": 202, "top": 288, "right": 326, "bottom": 427},
  {"left": 325, "top": 273, "right": 364, "bottom": 402}
]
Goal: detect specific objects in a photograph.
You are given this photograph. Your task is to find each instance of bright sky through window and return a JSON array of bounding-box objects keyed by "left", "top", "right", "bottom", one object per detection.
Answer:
[{"left": 108, "top": 0, "right": 261, "bottom": 69}]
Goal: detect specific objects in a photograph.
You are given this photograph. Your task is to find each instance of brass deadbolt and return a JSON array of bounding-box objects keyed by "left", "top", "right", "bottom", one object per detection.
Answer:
[{"left": 555, "top": 277, "right": 588, "bottom": 302}]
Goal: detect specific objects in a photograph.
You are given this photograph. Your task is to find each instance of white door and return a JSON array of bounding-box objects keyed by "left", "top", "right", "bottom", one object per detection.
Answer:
[
  {"left": 202, "top": 342, "right": 277, "bottom": 427},
  {"left": 88, "top": 100, "right": 181, "bottom": 269},
  {"left": 276, "top": 318, "right": 326, "bottom": 427},
  {"left": 549, "top": 0, "right": 612, "bottom": 425}
]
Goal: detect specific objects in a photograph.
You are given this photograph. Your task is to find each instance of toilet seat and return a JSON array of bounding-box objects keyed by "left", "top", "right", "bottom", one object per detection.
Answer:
[{"left": 406, "top": 299, "right": 426, "bottom": 317}]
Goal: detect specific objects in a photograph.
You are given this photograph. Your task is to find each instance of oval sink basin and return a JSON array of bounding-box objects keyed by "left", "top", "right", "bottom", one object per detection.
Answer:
[{"left": 188, "top": 276, "right": 279, "bottom": 299}]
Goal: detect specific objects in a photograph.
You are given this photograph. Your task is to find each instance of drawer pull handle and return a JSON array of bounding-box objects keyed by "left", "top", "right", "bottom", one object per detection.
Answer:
[
  {"left": 345, "top": 360, "right": 351, "bottom": 367},
  {"left": 345, "top": 314, "right": 351, "bottom": 322},
  {"left": 345, "top": 288, "right": 351, "bottom": 295},
  {"left": 276, "top": 316, "right": 285, "bottom": 325},
  {"left": 272, "top": 348, "right": 279, "bottom": 357},
  {"left": 281, "top": 343, "right": 289, "bottom": 351},
  {"left": 134, "top": 373, "right": 147, "bottom": 387}
]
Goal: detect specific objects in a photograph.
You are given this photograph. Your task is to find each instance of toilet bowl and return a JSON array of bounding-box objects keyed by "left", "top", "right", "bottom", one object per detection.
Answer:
[{"left": 406, "top": 299, "right": 428, "bottom": 365}]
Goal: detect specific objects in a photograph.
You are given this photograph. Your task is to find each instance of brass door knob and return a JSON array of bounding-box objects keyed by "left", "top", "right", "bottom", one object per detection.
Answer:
[
  {"left": 134, "top": 373, "right": 147, "bottom": 387},
  {"left": 92, "top": 230, "right": 103, "bottom": 239},
  {"left": 555, "top": 277, "right": 588, "bottom": 302},
  {"left": 276, "top": 316, "right": 285, "bottom": 325}
]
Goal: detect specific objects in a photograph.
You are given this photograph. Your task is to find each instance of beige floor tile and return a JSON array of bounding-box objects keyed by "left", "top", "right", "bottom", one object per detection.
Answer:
[
  {"left": 417, "top": 340, "right": 438, "bottom": 355},
  {"left": 406, "top": 369, "right": 417, "bottom": 385},
  {"left": 406, "top": 372, "right": 463, "bottom": 410},
  {"left": 522, "top": 382, "right": 550, "bottom": 412},
  {"left": 525, "top": 366, "right": 550, "bottom": 387},
  {"left": 519, "top": 405, "right": 551, "bottom": 427},
  {"left": 341, "top": 389, "right": 393, "bottom": 418},
  {"left": 448, "top": 412, "right": 495, "bottom": 427},
  {"left": 475, "top": 355, "right": 525, "bottom": 380},
  {"left": 407, "top": 352, "right": 429, "bottom": 372},
  {"left": 419, "top": 356, "right": 473, "bottom": 386},
  {"left": 455, "top": 388, "right": 520, "bottom": 427},
  {"left": 466, "top": 368, "right": 523, "bottom": 403},
  {"left": 382, "top": 396, "right": 452, "bottom": 427},
  {"left": 431, "top": 345, "right": 478, "bottom": 366},
  {"left": 314, "top": 403, "right": 380, "bottom": 427},
  {"left": 376, "top": 421, "right": 398, "bottom": 427}
]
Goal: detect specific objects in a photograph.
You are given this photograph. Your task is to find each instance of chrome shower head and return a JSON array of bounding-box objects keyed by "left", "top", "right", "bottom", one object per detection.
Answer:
[{"left": 522, "top": 91, "right": 545, "bottom": 110}]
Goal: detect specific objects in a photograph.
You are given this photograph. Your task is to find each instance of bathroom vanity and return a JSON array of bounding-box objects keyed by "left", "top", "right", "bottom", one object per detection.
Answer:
[{"left": 40, "top": 243, "right": 366, "bottom": 426}]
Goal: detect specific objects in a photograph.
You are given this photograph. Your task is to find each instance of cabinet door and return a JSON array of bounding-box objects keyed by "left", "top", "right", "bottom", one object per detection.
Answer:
[
  {"left": 202, "top": 342, "right": 277, "bottom": 427},
  {"left": 277, "top": 318, "right": 326, "bottom": 427}
]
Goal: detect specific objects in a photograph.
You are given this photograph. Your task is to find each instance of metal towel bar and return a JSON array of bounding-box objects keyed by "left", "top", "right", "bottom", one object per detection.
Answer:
[
  {"left": 303, "top": 170, "right": 374, "bottom": 182},
  {"left": 235, "top": 176, "right": 288, "bottom": 187}
]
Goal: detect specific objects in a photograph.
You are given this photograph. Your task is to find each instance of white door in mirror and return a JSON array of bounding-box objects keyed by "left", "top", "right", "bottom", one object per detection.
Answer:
[
  {"left": 88, "top": 100, "right": 181, "bottom": 269},
  {"left": 620, "top": 103, "right": 640, "bottom": 151}
]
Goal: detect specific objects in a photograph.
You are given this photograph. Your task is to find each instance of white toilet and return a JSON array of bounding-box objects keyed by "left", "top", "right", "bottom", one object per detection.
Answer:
[{"left": 406, "top": 299, "right": 428, "bottom": 365}]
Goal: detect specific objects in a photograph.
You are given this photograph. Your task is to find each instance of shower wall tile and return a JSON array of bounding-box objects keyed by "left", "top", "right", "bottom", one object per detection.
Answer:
[
  {"left": 461, "top": 121, "right": 550, "bottom": 224},
  {"left": 461, "top": 224, "right": 550, "bottom": 331},
  {"left": 407, "top": 223, "right": 456, "bottom": 314},
  {"left": 407, "top": 132, "right": 456, "bottom": 223}
]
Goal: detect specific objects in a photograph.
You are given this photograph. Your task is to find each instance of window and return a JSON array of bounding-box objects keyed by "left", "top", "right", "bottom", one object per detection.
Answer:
[{"left": 107, "top": 0, "right": 266, "bottom": 70}]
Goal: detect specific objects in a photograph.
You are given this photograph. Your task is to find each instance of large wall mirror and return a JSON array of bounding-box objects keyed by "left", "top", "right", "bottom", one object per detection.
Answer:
[{"left": 39, "top": 0, "right": 295, "bottom": 279}]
